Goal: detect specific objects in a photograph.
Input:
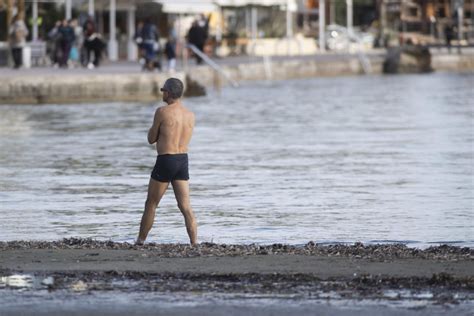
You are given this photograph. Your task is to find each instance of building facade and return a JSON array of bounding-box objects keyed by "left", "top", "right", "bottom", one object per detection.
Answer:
[{"left": 379, "top": 0, "right": 474, "bottom": 44}]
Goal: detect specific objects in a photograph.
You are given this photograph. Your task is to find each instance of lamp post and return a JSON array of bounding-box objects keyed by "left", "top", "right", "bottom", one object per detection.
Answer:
[
  {"left": 286, "top": 0, "right": 293, "bottom": 38},
  {"left": 108, "top": 0, "right": 118, "bottom": 61},
  {"left": 65, "top": 0, "right": 71, "bottom": 20},
  {"left": 319, "top": 0, "right": 325, "bottom": 52},
  {"left": 457, "top": 3, "right": 464, "bottom": 45},
  {"left": 346, "top": 0, "right": 353, "bottom": 35},
  {"left": 127, "top": 5, "right": 136, "bottom": 61},
  {"left": 32, "top": 0, "right": 38, "bottom": 41},
  {"left": 251, "top": 6, "right": 257, "bottom": 39},
  {"left": 88, "top": 0, "right": 94, "bottom": 17}
]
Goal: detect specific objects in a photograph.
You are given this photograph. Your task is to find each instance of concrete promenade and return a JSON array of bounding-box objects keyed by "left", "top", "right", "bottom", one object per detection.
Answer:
[
  {"left": 0, "top": 52, "right": 385, "bottom": 77},
  {"left": 0, "top": 48, "right": 472, "bottom": 104}
]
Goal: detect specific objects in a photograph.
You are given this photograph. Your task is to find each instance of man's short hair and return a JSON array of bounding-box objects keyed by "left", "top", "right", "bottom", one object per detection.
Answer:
[{"left": 161, "top": 78, "right": 184, "bottom": 99}]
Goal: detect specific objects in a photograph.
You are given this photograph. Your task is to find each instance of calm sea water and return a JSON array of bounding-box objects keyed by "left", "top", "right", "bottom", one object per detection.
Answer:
[{"left": 0, "top": 73, "right": 472, "bottom": 247}]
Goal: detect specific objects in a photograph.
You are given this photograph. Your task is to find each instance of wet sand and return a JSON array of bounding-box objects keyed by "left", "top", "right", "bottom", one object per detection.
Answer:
[
  {"left": 1, "top": 239, "right": 472, "bottom": 277},
  {"left": 1, "top": 240, "right": 472, "bottom": 291},
  {"left": 0, "top": 240, "right": 473, "bottom": 315},
  {"left": 1, "top": 248, "right": 473, "bottom": 278}
]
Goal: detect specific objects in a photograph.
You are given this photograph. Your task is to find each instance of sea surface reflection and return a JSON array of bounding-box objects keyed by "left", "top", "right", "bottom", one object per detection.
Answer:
[{"left": 0, "top": 73, "right": 472, "bottom": 247}]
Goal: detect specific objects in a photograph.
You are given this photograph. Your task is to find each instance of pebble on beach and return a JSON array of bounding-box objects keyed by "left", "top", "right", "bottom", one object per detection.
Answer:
[{"left": 0, "top": 238, "right": 471, "bottom": 261}]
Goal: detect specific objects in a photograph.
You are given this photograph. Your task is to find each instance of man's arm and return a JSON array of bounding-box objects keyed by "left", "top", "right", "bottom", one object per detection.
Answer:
[{"left": 147, "top": 108, "right": 161, "bottom": 144}]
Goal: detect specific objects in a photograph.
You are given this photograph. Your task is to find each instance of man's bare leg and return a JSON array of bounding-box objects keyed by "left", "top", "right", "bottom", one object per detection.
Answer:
[
  {"left": 172, "top": 180, "right": 197, "bottom": 245},
  {"left": 136, "top": 178, "right": 169, "bottom": 245}
]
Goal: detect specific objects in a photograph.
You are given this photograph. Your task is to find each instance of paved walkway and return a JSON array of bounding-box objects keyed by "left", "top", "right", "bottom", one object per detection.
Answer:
[
  {"left": 2, "top": 46, "right": 471, "bottom": 79},
  {"left": 0, "top": 50, "right": 388, "bottom": 78}
]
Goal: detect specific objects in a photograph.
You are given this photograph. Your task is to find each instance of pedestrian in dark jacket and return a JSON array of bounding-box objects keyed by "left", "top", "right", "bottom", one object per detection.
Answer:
[
  {"left": 444, "top": 23, "right": 454, "bottom": 53},
  {"left": 83, "top": 17, "right": 104, "bottom": 68},
  {"left": 164, "top": 36, "right": 177, "bottom": 72},
  {"left": 141, "top": 18, "right": 160, "bottom": 71},
  {"left": 47, "top": 20, "right": 61, "bottom": 66},
  {"left": 58, "top": 19, "right": 76, "bottom": 68},
  {"left": 187, "top": 21, "right": 207, "bottom": 64}
]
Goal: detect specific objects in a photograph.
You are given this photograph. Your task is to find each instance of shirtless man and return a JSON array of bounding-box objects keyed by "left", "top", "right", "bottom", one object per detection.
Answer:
[{"left": 136, "top": 78, "right": 197, "bottom": 245}]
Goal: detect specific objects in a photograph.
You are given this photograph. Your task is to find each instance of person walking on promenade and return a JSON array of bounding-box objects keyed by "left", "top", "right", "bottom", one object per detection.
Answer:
[
  {"left": 83, "top": 17, "right": 104, "bottom": 69},
  {"left": 444, "top": 22, "right": 454, "bottom": 53},
  {"left": 141, "top": 18, "right": 160, "bottom": 71},
  {"left": 69, "top": 18, "right": 82, "bottom": 67},
  {"left": 164, "top": 35, "right": 177, "bottom": 72},
  {"left": 8, "top": 14, "right": 29, "bottom": 69},
  {"left": 187, "top": 20, "right": 207, "bottom": 65},
  {"left": 58, "top": 19, "right": 75, "bottom": 68},
  {"left": 136, "top": 78, "right": 197, "bottom": 246},
  {"left": 47, "top": 20, "right": 62, "bottom": 67},
  {"left": 134, "top": 20, "right": 145, "bottom": 66}
]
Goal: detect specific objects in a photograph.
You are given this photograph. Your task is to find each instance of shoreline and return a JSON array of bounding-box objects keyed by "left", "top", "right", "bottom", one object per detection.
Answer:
[
  {"left": 1, "top": 239, "right": 473, "bottom": 314},
  {"left": 1, "top": 49, "right": 473, "bottom": 104},
  {"left": 0, "top": 238, "right": 474, "bottom": 284},
  {"left": 1, "top": 238, "right": 472, "bottom": 259}
]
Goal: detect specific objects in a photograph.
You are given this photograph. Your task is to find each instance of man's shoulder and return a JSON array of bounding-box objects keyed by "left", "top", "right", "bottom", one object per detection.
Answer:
[
  {"left": 181, "top": 105, "right": 195, "bottom": 118},
  {"left": 187, "top": 108, "right": 195, "bottom": 118},
  {"left": 159, "top": 103, "right": 193, "bottom": 115},
  {"left": 184, "top": 108, "right": 195, "bottom": 125},
  {"left": 156, "top": 104, "right": 178, "bottom": 117},
  {"left": 154, "top": 105, "right": 167, "bottom": 119}
]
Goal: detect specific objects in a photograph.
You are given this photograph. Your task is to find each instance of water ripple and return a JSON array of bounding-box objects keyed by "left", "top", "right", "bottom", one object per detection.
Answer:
[{"left": 0, "top": 73, "right": 472, "bottom": 247}]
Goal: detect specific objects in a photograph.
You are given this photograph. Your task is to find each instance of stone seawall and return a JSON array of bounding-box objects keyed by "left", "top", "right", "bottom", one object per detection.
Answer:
[
  {"left": 187, "top": 54, "right": 385, "bottom": 89},
  {"left": 0, "top": 73, "right": 183, "bottom": 105},
  {"left": 431, "top": 52, "right": 474, "bottom": 72},
  {"left": 0, "top": 51, "right": 472, "bottom": 105}
]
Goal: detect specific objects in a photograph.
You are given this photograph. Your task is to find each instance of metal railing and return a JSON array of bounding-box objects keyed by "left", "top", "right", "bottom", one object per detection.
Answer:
[
  {"left": 248, "top": 41, "right": 273, "bottom": 80},
  {"left": 187, "top": 44, "right": 239, "bottom": 88},
  {"left": 346, "top": 31, "right": 372, "bottom": 75}
]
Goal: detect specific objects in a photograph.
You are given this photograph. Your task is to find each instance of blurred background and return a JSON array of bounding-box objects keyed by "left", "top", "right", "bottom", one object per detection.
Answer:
[{"left": 0, "top": 0, "right": 473, "bottom": 66}]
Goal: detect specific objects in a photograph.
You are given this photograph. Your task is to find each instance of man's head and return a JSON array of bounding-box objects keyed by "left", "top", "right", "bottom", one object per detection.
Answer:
[{"left": 160, "top": 78, "right": 184, "bottom": 104}]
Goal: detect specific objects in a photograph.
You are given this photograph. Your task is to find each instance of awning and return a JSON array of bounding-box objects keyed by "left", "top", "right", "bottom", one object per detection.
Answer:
[
  {"left": 215, "top": 0, "right": 290, "bottom": 6},
  {"left": 157, "top": 0, "right": 292, "bottom": 13},
  {"left": 156, "top": 0, "right": 217, "bottom": 14}
]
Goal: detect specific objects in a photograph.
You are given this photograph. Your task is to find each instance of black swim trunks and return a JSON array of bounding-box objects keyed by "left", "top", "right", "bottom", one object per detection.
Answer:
[{"left": 151, "top": 154, "right": 189, "bottom": 182}]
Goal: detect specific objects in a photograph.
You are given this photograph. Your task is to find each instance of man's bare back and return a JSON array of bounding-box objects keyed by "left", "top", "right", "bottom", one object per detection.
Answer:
[
  {"left": 137, "top": 78, "right": 197, "bottom": 246},
  {"left": 148, "top": 102, "right": 195, "bottom": 155}
]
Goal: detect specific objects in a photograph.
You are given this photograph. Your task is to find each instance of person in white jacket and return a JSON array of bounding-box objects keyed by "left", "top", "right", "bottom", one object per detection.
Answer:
[{"left": 9, "top": 14, "right": 29, "bottom": 69}]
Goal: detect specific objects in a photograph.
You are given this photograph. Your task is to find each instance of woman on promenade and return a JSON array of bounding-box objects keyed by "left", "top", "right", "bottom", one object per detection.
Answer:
[
  {"left": 83, "top": 17, "right": 104, "bottom": 69},
  {"left": 9, "top": 14, "right": 29, "bottom": 69}
]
